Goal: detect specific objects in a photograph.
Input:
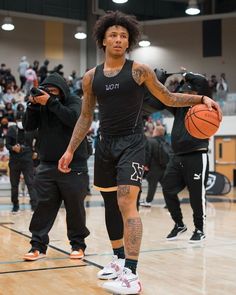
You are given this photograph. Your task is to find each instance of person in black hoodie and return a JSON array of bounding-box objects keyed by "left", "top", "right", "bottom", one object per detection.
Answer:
[
  {"left": 143, "top": 72, "right": 212, "bottom": 243},
  {"left": 6, "top": 112, "right": 37, "bottom": 212},
  {"left": 22, "top": 72, "right": 90, "bottom": 261}
]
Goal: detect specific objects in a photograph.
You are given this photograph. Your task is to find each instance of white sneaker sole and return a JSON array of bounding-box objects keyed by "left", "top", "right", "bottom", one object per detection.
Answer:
[
  {"left": 103, "top": 283, "right": 142, "bottom": 294},
  {"left": 166, "top": 228, "right": 187, "bottom": 240},
  {"left": 189, "top": 237, "right": 206, "bottom": 243}
]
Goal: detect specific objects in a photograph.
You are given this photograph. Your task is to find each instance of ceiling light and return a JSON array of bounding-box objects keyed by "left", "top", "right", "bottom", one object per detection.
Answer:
[
  {"left": 185, "top": 0, "right": 200, "bottom": 16},
  {"left": 138, "top": 35, "right": 151, "bottom": 47},
  {"left": 74, "top": 26, "right": 87, "bottom": 40},
  {"left": 1, "top": 17, "right": 15, "bottom": 31},
  {"left": 112, "top": 0, "right": 128, "bottom": 4}
]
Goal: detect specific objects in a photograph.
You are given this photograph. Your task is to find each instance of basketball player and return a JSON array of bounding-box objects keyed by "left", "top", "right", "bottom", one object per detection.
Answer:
[{"left": 58, "top": 11, "right": 221, "bottom": 294}]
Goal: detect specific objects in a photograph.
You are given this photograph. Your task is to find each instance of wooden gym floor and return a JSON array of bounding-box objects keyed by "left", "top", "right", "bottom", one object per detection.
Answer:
[{"left": 0, "top": 187, "right": 236, "bottom": 295}]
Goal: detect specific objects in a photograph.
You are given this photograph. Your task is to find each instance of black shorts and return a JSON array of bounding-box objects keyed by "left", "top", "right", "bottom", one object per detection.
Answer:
[{"left": 94, "top": 133, "right": 146, "bottom": 191}]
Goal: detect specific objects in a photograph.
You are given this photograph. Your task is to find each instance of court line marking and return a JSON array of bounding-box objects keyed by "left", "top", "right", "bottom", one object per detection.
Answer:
[
  {"left": 1, "top": 223, "right": 236, "bottom": 272},
  {"left": 0, "top": 264, "right": 90, "bottom": 275},
  {"left": 0, "top": 224, "right": 103, "bottom": 270},
  {"left": 0, "top": 257, "right": 84, "bottom": 265}
]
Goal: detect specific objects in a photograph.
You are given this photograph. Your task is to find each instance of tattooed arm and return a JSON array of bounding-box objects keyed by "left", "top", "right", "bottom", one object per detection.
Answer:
[
  {"left": 132, "top": 62, "right": 222, "bottom": 118},
  {"left": 58, "top": 68, "right": 96, "bottom": 173}
]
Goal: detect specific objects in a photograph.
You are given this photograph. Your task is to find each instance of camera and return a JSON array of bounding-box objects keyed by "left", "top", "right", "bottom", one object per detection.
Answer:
[
  {"left": 30, "top": 86, "right": 49, "bottom": 97},
  {"left": 20, "top": 144, "right": 26, "bottom": 152}
]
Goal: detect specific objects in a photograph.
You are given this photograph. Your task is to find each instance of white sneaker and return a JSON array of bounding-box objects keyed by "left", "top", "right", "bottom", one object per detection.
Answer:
[
  {"left": 102, "top": 267, "right": 142, "bottom": 294},
  {"left": 97, "top": 255, "right": 125, "bottom": 280},
  {"left": 140, "top": 200, "right": 152, "bottom": 207}
]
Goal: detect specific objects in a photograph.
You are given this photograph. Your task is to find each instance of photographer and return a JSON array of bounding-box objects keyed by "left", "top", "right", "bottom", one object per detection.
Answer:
[
  {"left": 5, "top": 112, "right": 37, "bottom": 213},
  {"left": 23, "top": 72, "right": 90, "bottom": 261}
]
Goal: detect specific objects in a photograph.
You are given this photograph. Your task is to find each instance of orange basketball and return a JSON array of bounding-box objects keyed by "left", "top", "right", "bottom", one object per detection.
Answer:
[{"left": 185, "top": 104, "right": 220, "bottom": 139}]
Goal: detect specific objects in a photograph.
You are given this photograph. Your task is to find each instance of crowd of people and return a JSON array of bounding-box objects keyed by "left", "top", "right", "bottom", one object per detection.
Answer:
[
  {"left": 0, "top": 10, "right": 223, "bottom": 295},
  {"left": 0, "top": 58, "right": 83, "bottom": 114}
]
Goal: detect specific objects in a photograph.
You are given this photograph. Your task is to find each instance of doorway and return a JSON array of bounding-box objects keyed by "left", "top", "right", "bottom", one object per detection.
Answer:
[{"left": 215, "top": 136, "right": 236, "bottom": 184}]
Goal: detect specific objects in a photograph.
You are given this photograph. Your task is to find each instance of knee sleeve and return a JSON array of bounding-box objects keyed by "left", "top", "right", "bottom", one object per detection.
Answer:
[{"left": 101, "top": 191, "right": 123, "bottom": 241}]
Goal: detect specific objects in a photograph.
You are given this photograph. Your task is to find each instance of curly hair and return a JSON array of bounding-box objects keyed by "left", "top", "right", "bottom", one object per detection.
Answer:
[{"left": 93, "top": 10, "right": 140, "bottom": 52}]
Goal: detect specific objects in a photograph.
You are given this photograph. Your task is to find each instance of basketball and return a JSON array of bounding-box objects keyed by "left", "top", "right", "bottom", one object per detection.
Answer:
[{"left": 185, "top": 104, "right": 220, "bottom": 139}]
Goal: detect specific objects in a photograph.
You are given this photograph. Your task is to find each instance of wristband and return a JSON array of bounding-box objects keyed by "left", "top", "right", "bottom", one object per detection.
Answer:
[{"left": 201, "top": 95, "right": 205, "bottom": 103}]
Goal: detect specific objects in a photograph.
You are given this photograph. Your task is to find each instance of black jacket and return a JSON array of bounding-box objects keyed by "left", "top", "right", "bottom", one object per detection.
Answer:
[
  {"left": 143, "top": 92, "right": 209, "bottom": 155},
  {"left": 145, "top": 136, "right": 166, "bottom": 168},
  {"left": 6, "top": 125, "right": 34, "bottom": 162},
  {"left": 23, "top": 73, "right": 88, "bottom": 171}
]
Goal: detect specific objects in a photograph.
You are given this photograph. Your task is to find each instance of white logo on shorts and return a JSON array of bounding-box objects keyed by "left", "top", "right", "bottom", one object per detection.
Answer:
[{"left": 131, "top": 162, "right": 144, "bottom": 182}]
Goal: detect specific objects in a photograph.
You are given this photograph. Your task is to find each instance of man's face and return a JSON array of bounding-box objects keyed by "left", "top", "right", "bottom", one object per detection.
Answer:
[
  {"left": 103, "top": 25, "right": 129, "bottom": 56},
  {"left": 1, "top": 118, "right": 8, "bottom": 126}
]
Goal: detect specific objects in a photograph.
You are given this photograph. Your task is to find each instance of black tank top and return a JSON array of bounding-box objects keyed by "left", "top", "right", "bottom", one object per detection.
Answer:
[{"left": 92, "top": 59, "right": 145, "bottom": 136}]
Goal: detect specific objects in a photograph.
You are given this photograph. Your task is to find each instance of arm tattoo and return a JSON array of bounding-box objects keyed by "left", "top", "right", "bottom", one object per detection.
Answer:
[
  {"left": 132, "top": 66, "right": 147, "bottom": 85},
  {"left": 171, "top": 92, "right": 201, "bottom": 106},
  {"left": 68, "top": 71, "right": 96, "bottom": 153},
  {"left": 125, "top": 217, "right": 143, "bottom": 257},
  {"left": 142, "top": 65, "right": 202, "bottom": 107}
]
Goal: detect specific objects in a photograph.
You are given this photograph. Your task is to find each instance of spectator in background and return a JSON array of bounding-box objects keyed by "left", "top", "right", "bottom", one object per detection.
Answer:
[
  {"left": 2, "top": 87, "right": 15, "bottom": 104},
  {"left": 208, "top": 74, "right": 218, "bottom": 98},
  {"left": 38, "top": 59, "right": 49, "bottom": 83},
  {"left": 16, "top": 103, "right": 25, "bottom": 114},
  {"left": 24, "top": 66, "right": 37, "bottom": 95},
  {"left": 13, "top": 86, "right": 26, "bottom": 104},
  {"left": 6, "top": 112, "right": 37, "bottom": 213},
  {"left": 0, "top": 138, "right": 9, "bottom": 175},
  {"left": 18, "top": 56, "right": 29, "bottom": 89},
  {"left": 4, "top": 69, "right": 16, "bottom": 89},
  {"left": 51, "top": 64, "right": 64, "bottom": 77},
  {"left": 5, "top": 102, "right": 15, "bottom": 122},
  {"left": 216, "top": 73, "right": 228, "bottom": 103},
  {"left": 0, "top": 63, "right": 7, "bottom": 79},
  {"left": 33, "top": 60, "right": 39, "bottom": 75},
  {"left": 140, "top": 124, "right": 170, "bottom": 208},
  {"left": 144, "top": 116, "right": 155, "bottom": 137},
  {"left": 0, "top": 116, "right": 8, "bottom": 139},
  {"left": 68, "top": 70, "right": 79, "bottom": 94}
]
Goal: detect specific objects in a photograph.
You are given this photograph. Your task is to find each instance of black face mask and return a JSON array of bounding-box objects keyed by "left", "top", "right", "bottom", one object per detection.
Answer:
[
  {"left": 49, "top": 93, "right": 64, "bottom": 102},
  {"left": 49, "top": 94, "right": 61, "bottom": 101}
]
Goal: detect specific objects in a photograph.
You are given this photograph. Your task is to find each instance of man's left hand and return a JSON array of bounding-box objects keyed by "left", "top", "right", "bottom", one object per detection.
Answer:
[
  {"left": 32, "top": 90, "right": 50, "bottom": 105},
  {"left": 202, "top": 97, "right": 222, "bottom": 121}
]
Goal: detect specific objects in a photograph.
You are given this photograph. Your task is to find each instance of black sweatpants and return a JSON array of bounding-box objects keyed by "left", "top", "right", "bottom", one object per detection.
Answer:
[
  {"left": 29, "top": 164, "right": 90, "bottom": 253},
  {"left": 9, "top": 159, "right": 37, "bottom": 207},
  {"left": 162, "top": 152, "right": 209, "bottom": 231},
  {"left": 145, "top": 165, "right": 166, "bottom": 203}
]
